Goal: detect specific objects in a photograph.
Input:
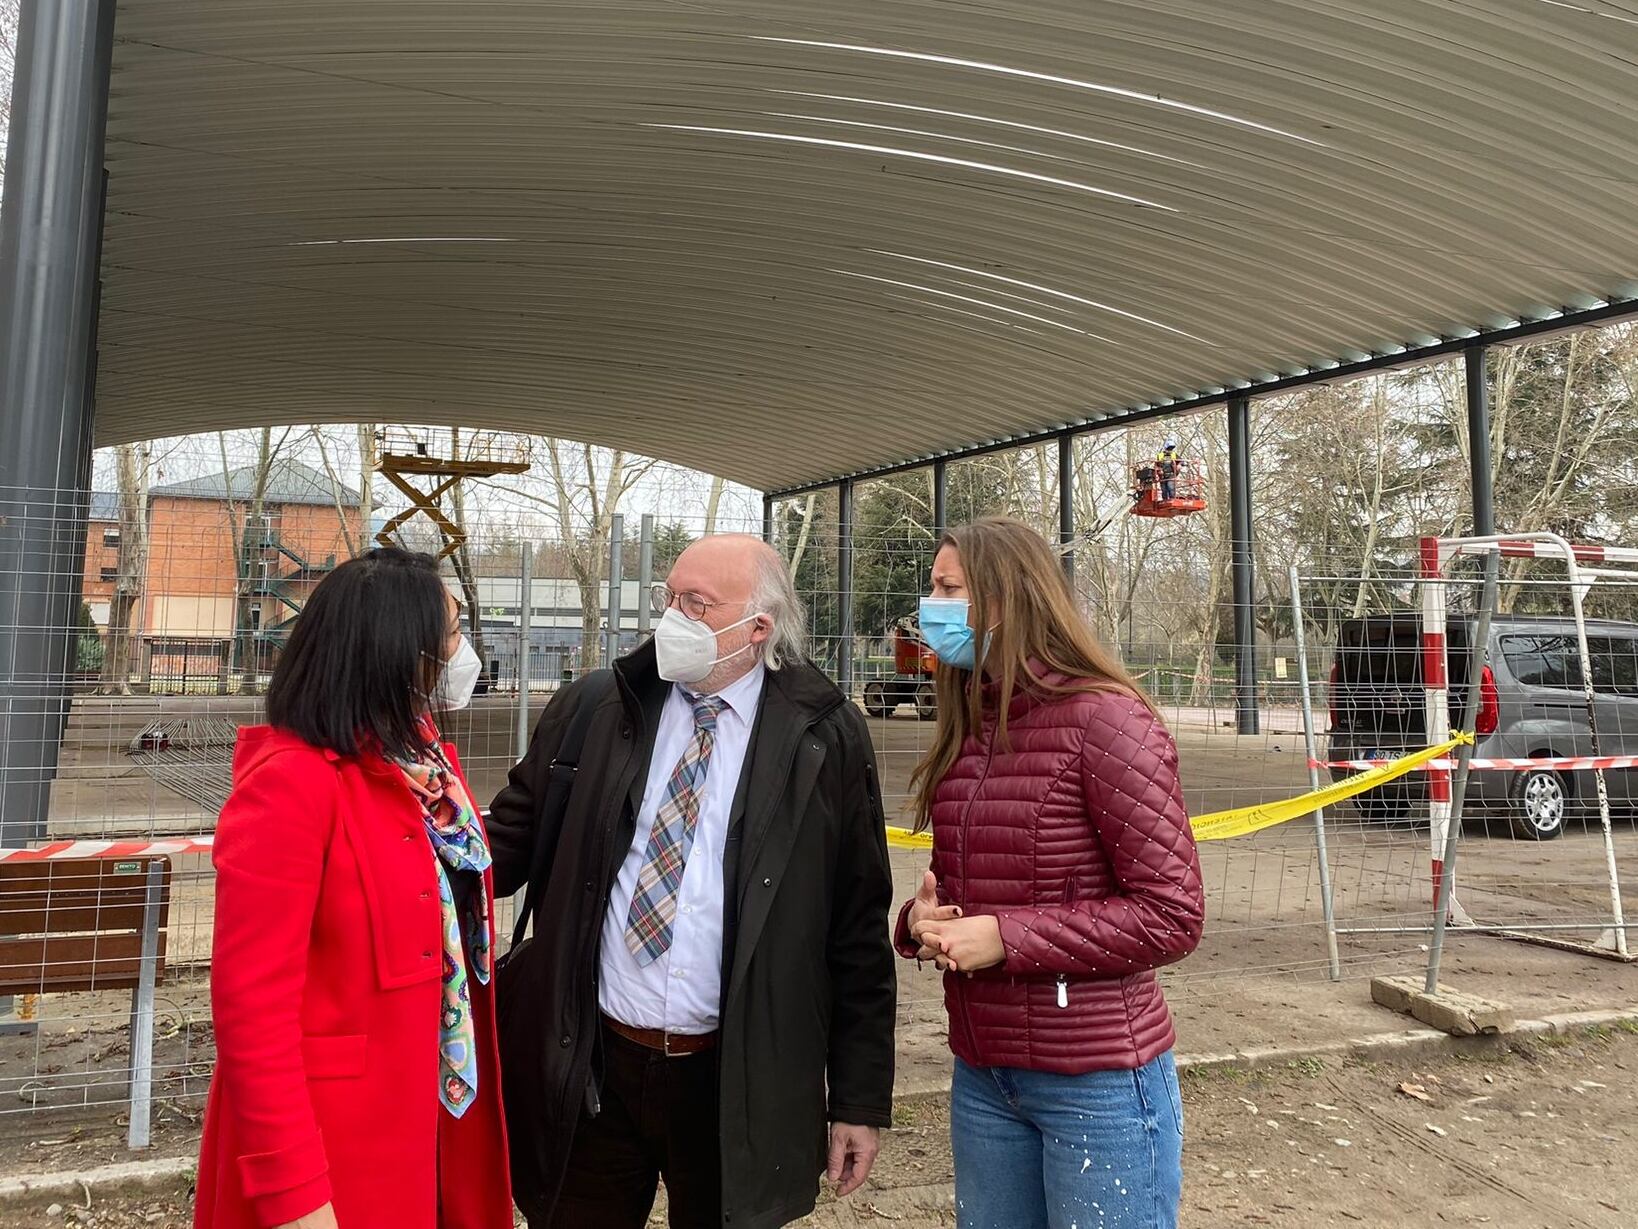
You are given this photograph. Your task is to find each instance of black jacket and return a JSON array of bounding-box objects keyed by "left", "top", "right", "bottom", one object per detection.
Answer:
[{"left": 488, "top": 641, "right": 896, "bottom": 1229}]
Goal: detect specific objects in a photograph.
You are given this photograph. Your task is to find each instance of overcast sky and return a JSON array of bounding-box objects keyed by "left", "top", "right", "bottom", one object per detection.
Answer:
[{"left": 92, "top": 425, "right": 766, "bottom": 538}]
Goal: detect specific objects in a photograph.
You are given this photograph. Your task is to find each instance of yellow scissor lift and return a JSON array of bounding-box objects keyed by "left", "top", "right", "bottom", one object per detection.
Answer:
[{"left": 373, "top": 428, "right": 529, "bottom": 558}]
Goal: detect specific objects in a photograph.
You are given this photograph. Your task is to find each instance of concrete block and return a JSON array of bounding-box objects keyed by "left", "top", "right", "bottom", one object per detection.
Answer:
[
  {"left": 1370, "top": 975, "right": 1420, "bottom": 1014},
  {"left": 1370, "top": 975, "right": 1513, "bottom": 1037},
  {"left": 1411, "top": 987, "right": 1514, "bottom": 1036}
]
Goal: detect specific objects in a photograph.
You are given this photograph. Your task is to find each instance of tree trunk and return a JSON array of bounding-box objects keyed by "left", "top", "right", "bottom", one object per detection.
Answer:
[
  {"left": 448, "top": 429, "right": 488, "bottom": 671},
  {"left": 577, "top": 560, "right": 606, "bottom": 672},
  {"left": 98, "top": 443, "right": 149, "bottom": 695},
  {"left": 1035, "top": 443, "right": 1054, "bottom": 536},
  {"left": 786, "top": 493, "right": 817, "bottom": 577},
  {"left": 1189, "top": 562, "right": 1228, "bottom": 707},
  {"left": 227, "top": 428, "right": 279, "bottom": 694},
  {"left": 310, "top": 426, "right": 360, "bottom": 557},
  {"left": 357, "top": 423, "right": 377, "bottom": 550},
  {"left": 449, "top": 541, "right": 487, "bottom": 668},
  {"left": 1190, "top": 416, "right": 1234, "bottom": 707},
  {"left": 704, "top": 475, "right": 725, "bottom": 535}
]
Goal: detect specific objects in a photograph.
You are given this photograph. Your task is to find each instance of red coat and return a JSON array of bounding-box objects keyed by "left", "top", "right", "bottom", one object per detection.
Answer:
[
  {"left": 195, "top": 727, "right": 513, "bottom": 1229},
  {"left": 896, "top": 680, "right": 1204, "bottom": 1073}
]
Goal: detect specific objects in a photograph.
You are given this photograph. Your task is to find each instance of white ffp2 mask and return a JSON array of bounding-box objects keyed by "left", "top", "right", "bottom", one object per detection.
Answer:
[
  {"left": 653, "top": 607, "right": 762, "bottom": 685},
  {"left": 432, "top": 635, "right": 484, "bottom": 710}
]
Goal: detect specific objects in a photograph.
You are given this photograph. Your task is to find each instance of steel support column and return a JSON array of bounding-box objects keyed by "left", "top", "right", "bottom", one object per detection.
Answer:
[
  {"left": 761, "top": 494, "right": 774, "bottom": 545},
  {"left": 1228, "top": 396, "right": 1260, "bottom": 735},
  {"left": 837, "top": 479, "right": 855, "bottom": 698},
  {"left": 0, "top": 1, "right": 117, "bottom": 844},
  {"left": 1465, "top": 344, "right": 1495, "bottom": 538},
  {"left": 1058, "top": 433, "right": 1075, "bottom": 580}
]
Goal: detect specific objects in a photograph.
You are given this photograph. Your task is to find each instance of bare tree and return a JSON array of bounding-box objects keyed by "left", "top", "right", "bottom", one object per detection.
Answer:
[
  {"left": 478, "top": 442, "right": 658, "bottom": 671},
  {"left": 554, "top": 442, "right": 656, "bottom": 669},
  {"left": 0, "top": 0, "right": 19, "bottom": 191},
  {"left": 96, "top": 443, "right": 150, "bottom": 695},
  {"left": 309, "top": 426, "right": 362, "bottom": 557},
  {"left": 1411, "top": 327, "right": 1638, "bottom": 610},
  {"left": 219, "top": 427, "right": 292, "bottom": 691},
  {"left": 1250, "top": 377, "right": 1426, "bottom": 646},
  {"left": 1068, "top": 432, "right": 1162, "bottom": 650}
]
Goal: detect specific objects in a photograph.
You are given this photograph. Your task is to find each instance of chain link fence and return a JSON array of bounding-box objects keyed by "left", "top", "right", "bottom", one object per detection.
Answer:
[
  {"left": 3, "top": 419, "right": 1635, "bottom": 1149},
  {"left": 1299, "top": 555, "right": 1638, "bottom": 967}
]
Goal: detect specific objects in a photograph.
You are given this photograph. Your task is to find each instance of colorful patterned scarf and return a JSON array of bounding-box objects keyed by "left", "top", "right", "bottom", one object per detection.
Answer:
[{"left": 396, "top": 740, "right": 492, "bottom": 1118}]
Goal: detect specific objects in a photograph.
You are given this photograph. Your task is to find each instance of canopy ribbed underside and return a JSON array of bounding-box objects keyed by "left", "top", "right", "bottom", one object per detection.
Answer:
[{"left": 96, "top": 0, "right": 1638, "bottom": 489}]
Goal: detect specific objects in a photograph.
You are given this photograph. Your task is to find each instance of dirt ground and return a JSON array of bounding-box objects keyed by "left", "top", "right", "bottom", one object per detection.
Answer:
[
  {"left": 807, "top": 1022, "right": 1638, "bottom": 1229},
  {"left": 3, "top": 1025, "right": 1633, "bottom": 1228}
]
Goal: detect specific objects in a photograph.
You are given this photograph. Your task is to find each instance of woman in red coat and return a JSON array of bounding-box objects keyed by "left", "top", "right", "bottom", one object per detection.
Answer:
[
  {"left": 195, "top": 548, "right": 513, "bottom": 1229},
  {"left": 898, "top": 517, "right": 1205, "bottom": 1229}
]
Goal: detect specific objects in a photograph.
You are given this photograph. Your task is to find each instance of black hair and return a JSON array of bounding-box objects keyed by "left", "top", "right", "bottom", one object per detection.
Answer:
[{"left": 266, "top": 547, "right": 450, "bottom": 762}]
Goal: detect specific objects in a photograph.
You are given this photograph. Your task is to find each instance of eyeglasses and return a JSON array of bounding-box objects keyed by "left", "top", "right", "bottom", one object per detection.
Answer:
[{"left": 650, "top": 583, "right": 733, "bottom": 622}]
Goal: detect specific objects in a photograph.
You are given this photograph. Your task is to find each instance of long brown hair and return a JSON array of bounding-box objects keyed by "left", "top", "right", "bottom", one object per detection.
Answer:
[{"left": 908, "top": 516, "right": 1157, "bottom": 831}]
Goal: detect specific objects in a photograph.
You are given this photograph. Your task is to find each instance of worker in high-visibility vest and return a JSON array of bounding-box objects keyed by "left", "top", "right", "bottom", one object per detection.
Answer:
[{"left": 1156, "top": 437, "right": 1181, "bottom": 501}]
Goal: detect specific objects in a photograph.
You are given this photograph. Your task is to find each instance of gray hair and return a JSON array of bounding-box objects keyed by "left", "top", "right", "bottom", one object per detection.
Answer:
[{"left": 750, "top": 545, "right": 808, "bottom": 671}]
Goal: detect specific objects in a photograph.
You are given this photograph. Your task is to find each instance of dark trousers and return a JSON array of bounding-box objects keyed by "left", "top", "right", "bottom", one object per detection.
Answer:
[{"left": 536, "top": 1020, "right": 722, "bottom": 1229}]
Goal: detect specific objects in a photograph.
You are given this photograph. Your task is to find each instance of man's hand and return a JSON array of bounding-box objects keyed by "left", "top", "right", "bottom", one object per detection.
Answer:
[
  {"left": 827, "top": 1122, "right": 881, "bottom": 1198},
  {"left": 275, "top": 1204, "right": 338, "bottom": 1229},
  {"left": 913, "top": 914, "right": 1005, "bottom": 975},
  {"left": 906, "top": 870, "right": 961, "bottom": 960}
]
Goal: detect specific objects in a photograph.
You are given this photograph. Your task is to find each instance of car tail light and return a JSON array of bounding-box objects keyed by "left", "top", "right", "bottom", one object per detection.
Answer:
[
  {"left": 1328, "top": 661, "right": 1340, "bottom": 729},
  {"left": 1476, "top": 665, "right": 1499, "bottom": 736}
]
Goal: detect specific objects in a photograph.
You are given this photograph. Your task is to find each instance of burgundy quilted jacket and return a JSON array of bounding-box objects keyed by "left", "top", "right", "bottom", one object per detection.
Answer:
[{"left": 895, "top": 676, "right": 1204, "bottom": 1073}]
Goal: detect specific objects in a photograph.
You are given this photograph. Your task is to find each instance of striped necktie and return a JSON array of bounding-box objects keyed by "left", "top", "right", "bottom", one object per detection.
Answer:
[{"left": 624, "top": 693, "right": 729, "bottom": 965}]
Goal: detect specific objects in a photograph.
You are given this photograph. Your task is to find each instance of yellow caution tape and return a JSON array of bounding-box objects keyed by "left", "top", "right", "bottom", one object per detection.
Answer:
[
  {"left": 884, "top": 731, "right": 1474, "bottom": 850},
  {"left": 1186, "top": 731, "right": 1472, "bottom": 841}
]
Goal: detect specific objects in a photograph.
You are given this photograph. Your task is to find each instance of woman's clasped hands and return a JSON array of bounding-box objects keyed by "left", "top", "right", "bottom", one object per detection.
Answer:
[{"left": 907, "top": 871, "right": 1005, "bottom": 975}]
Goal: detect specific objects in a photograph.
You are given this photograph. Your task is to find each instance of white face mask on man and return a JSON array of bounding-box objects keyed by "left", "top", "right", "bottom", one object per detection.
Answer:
[
  {"left": 653, "top": 607, "right": 763, "bottom": 686},
  {"left": 431, "top": 634, "right": 484, "bottom": 710}
]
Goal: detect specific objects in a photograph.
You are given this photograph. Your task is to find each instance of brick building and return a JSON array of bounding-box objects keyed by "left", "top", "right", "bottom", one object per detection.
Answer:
[
  {"left": 81, "top": 492, "right": 125, "bottom": 629},
  {"left": 83, "top": 460, "right": 362, "bottom": 688}
]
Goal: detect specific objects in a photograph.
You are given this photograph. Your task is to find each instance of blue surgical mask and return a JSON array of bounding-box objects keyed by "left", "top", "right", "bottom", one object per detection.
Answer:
[{"left": 919, "top": 597, "right": 977, "bottom": 670}]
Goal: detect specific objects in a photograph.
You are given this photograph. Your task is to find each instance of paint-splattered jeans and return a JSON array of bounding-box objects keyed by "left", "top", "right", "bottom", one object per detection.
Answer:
[{"left": 950, "top": 1053, "right": 1184, "bottom": 1229}]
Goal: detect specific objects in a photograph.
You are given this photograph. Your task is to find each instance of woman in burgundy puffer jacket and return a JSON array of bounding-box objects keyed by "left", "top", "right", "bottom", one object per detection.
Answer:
[{"left": 897, "top": 517, "right": 1204, "bottom": 1229}]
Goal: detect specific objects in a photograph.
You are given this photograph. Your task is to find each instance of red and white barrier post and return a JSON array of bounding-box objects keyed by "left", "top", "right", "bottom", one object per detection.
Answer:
[{"left": 1419, "top": 536, "right": 1458, "bottom": 917}]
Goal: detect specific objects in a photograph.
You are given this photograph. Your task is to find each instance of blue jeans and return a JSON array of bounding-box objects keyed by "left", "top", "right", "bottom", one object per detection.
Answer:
[{"left": 951, "top": 1053, "right": 1183, "bottom": 1229}]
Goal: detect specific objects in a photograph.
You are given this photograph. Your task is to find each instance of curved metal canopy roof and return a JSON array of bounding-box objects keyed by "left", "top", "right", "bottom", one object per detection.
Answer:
[{"left": 95, "top": 0, "right": 1638, "bottom": 491}]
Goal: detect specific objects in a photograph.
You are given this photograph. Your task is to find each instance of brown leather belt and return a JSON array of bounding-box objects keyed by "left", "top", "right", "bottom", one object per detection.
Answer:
[{"left": 601, "top": 1013, "right": 718, "bottom": 1057}]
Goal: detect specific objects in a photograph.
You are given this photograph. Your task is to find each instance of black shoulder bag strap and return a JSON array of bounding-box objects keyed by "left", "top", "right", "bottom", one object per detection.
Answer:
[{"left": 508, "top": 668, "right": 614, "bottom": 951}]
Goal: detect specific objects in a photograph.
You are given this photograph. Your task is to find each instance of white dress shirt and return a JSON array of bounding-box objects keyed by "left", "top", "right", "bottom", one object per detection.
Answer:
[{"left": 599, "top": 663, "right": 766, "bottom": 1034}]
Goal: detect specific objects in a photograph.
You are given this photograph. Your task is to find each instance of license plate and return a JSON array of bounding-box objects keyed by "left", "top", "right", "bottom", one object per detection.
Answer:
[{"left": 1363, "top": 748, "right": 1384, "bottom": 762}]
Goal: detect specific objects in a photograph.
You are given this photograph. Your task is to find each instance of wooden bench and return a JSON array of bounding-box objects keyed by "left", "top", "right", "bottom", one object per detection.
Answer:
[{"left": 0, "top": 855, "right": 171, "bottom": 1148}]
